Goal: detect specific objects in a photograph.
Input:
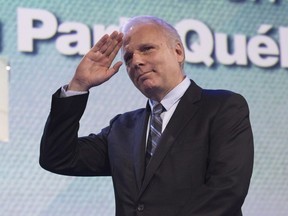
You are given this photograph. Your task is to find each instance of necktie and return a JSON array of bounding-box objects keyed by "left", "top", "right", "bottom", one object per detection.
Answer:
[{"left": 146, "top": 103, "right": 164, "bottom": 164}]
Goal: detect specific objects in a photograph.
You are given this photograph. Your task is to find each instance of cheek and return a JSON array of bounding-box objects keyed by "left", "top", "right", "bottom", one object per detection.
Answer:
[{"left": 127, "top": 70, "right": 138, "bottom": 86}]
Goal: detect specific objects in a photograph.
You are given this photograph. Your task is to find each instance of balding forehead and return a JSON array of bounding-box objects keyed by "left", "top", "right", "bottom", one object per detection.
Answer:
[
  {"left": 121, "top": 24, "right": 168, "bottom": 59},
  {"left": 122, "top": 21, "right": 160, "bottom": 35},
  {"left": 122, "top": 23, "right": 164, "bottom": 46}
]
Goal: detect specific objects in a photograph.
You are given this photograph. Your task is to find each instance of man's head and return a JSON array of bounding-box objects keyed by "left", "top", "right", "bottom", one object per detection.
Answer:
[{"left": 120, "top": 16, "right": 186, "bottom": 101}]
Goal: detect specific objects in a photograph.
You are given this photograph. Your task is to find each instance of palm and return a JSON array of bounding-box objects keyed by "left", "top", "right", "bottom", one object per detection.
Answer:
[{"left": 69, "top": 31, "right": 123, "bottom": 91}]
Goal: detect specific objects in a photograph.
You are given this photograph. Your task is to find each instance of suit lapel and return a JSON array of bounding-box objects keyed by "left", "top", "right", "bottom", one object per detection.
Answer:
[
  {"left": 139, "top": 81, "right": 202, "bottom": 196},
  {"left": 132, "top": 106, "right": 150, "bottom": 191}
]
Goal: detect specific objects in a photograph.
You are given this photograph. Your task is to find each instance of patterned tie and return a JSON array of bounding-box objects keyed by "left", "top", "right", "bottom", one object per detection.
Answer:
[{"left": 146, "top": 103, "right": 164, "bottom": 164}]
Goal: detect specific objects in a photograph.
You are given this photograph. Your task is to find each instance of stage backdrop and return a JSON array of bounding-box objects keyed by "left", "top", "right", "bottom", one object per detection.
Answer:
[{"left": 0, "top": 0, "right": 287, "bottom": 215}]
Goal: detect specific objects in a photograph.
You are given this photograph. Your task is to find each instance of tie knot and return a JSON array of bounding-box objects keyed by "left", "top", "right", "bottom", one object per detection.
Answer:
[{"left": 152, "top": 103, "right": 164, "bottom": 115}]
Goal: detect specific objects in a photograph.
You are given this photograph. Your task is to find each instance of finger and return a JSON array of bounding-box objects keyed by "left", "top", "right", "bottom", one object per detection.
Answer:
[
  {"left": 104, "top": 33, "right": 123, "bottom": 59},
  {"left": 107, "top": 61, "right": 123, "bottom": 77},
  {"left": 97, "top": 31, "right": 118, "bottom": 52},
  {"left": 91, "top": 34, "right": 109, "bottom": 52},
  {"left": 101, "top": 32, "right": 123, "bottom": 56},
  {"left": 108, "top": 38, "right": 123, "bottom": 63},
  {"left": 110, "top": 31, "right": 120, "bottom": 39},
  {"left": 104, "top": 39, "right": 122, "bottom": 59}
]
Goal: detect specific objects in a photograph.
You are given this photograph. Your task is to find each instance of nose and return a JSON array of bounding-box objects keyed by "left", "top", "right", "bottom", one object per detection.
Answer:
[{"left": 131, "top": 52, "right": 145, "bottom": 69}]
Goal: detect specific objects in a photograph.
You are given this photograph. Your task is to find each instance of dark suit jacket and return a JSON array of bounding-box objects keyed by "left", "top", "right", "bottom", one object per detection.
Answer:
[{"left": 40, "top": 80, "right": 253, "bottom": 216}]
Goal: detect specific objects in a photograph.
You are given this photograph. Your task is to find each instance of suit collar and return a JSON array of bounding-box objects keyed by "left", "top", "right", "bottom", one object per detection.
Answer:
[
  {"left": 132, "top": 106, "right": 150, "bottom": 191},
  {"left": 138, "top": 80, "right": 202, "bottom": 196}
]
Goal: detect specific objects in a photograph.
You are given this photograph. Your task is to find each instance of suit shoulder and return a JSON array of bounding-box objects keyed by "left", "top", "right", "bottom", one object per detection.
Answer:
[
  {"left": 202, "top": 88, "right": 235, "bottom": 98},
  {"left": 202, "top": 89, "right": 245, "bottom": 101},
  {"left": 200, "top": 89, "right": 248, "bottom": 109}
]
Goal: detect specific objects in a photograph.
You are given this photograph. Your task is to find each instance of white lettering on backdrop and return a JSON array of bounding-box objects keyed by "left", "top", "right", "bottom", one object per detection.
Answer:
[{"left": 17, "top": 8, "right": 288, "bottom": 68}]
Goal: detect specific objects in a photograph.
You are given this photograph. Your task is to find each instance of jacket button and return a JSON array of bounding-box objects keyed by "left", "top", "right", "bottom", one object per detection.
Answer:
[{"left": 137, "top": 204, "right": 144, "bottom": 212}]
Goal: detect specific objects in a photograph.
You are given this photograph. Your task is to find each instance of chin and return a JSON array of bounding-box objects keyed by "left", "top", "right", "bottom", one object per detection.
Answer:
[
  {"left": 142, "top": 86, "right": 160, "bottom": 99},
  {"left": 136, "top": 79, "right": 158, "bottom": 95}
]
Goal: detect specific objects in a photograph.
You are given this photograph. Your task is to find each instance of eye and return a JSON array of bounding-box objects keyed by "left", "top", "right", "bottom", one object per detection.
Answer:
[{"left": 141, "top": 45, "right": 154, "bottom": 52}]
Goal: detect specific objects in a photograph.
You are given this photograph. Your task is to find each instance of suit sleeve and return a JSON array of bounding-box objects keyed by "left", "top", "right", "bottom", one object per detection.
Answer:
[
  {"left": 178, "top": 93, "right": 254, "bottom": 216},
  {"left": 39, "top": 88, "right": 111, "bottom": 176}
]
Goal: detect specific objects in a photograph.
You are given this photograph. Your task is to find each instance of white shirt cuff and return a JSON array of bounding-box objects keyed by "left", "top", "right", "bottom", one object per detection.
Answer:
[{"left": 60, "top": 85, "right": 88, "bottom": 97}]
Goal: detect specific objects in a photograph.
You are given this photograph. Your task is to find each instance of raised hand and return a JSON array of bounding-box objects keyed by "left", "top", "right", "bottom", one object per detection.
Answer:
[{"left": 68, "top": 31, "right": 124, "bottom": 91}]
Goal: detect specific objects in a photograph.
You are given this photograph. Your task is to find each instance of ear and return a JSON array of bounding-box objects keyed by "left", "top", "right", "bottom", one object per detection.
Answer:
[{"left": 174, "top": 42, "right": 185, "bottom": 64}]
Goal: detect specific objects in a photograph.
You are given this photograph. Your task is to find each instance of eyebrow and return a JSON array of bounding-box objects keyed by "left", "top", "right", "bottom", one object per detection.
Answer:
[
  {"left": 124, "top": 42, "right": 159, "bottom": 52},
  {"left": 123, "top": 42, "right": 160, "bottom": 62}
]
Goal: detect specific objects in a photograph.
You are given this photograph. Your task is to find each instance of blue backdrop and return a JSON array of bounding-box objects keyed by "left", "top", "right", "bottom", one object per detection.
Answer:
[{"left": 0, "top": 0, "right": 287, "bottom": 215}]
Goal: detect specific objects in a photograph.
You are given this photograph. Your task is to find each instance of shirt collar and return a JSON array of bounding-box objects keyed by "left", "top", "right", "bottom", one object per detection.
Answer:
[{"left": 149, "top": 77, "right": 191, "bottom": 112}]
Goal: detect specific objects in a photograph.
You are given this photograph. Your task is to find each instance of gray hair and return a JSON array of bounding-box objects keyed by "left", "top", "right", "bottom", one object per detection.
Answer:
[{"left": 120, "top": 15, "right": 185, "bottom": 68}]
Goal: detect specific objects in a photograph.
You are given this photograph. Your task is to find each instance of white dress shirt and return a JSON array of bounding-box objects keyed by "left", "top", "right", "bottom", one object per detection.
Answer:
[{"left": 148, "top": 77, "right": 191, "bottom": 132}]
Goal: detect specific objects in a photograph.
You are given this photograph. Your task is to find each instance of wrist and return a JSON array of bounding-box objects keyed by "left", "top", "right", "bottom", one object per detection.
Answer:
[{"left": 68, "top": 80, "right": 89, "bottom": 92}]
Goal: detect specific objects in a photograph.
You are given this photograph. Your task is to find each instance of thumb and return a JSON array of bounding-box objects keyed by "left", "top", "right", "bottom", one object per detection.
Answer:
[{"left": 107, "top": 61, "right": 123, "bottom": 77}]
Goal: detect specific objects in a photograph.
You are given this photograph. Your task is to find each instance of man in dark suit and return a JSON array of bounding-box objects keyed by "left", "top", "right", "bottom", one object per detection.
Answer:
[{"left": 40, "top": 16, "right": 253, "bottom": 216}]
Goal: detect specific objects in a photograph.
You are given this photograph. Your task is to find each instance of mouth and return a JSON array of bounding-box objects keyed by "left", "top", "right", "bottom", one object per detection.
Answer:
[{"left": 136, "top": 70, "right": 154, "bottom": 82}]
